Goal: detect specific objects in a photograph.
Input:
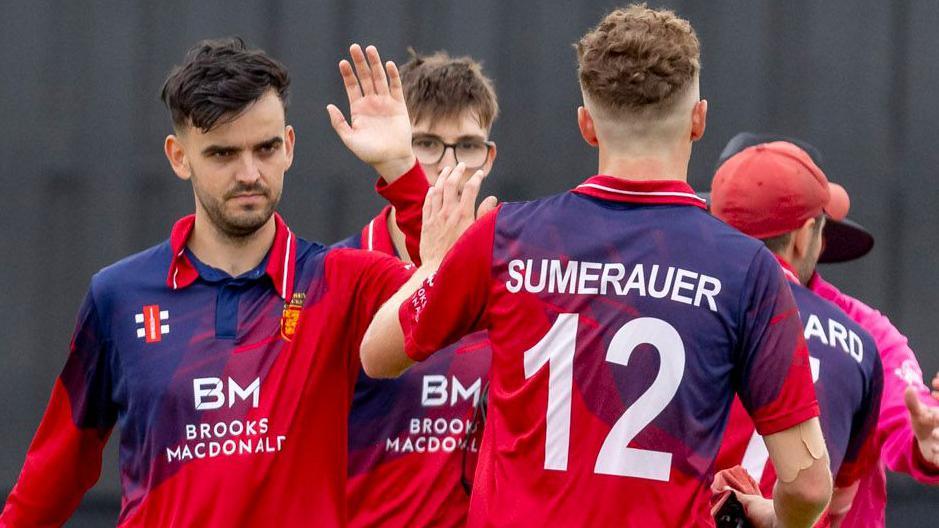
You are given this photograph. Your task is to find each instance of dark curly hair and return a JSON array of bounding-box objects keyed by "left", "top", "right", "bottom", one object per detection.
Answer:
[
  {"left": 576, "top": 4, "right": 699, "bottom": 114},
  {"left": 161, "top": 37, "right": 290, "bottom": 132}
]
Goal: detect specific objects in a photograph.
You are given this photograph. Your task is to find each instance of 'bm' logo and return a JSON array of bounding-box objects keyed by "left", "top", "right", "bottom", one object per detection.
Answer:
[
  {"left": 421, "top": 375, "right": 481, "bottom": 407},
  {"left": 193, "top": 377, "right": 261, "bottom": 410}
]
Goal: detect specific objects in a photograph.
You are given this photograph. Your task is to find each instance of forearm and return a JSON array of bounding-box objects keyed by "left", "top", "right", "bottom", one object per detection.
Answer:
[
  {"left": 771, "top": 457, "right": 831, "bottom": 528},
  {"left": 1, "top": 381, "right": 109, "bottom": 525},
  {"left": 361, "top": 263, "right": 436, "bottom": 378}
]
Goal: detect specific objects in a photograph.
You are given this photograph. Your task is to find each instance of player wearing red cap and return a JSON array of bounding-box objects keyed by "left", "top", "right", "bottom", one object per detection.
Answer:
[
  {"left": 359, "top": 5, "right": 832, "bottom": 527},
  {"left": 709, "top": 141, "right": 885, "bottom": 527},
  {"left": 713, "top": 133, "right": 939, "bottom": 527}
]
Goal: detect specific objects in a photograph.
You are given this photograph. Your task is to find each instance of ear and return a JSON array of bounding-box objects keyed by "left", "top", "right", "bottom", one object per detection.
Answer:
[
  {"left": 792, "top": 216, "right": 819, "bottom": 259},
  {"left": 283, "top": 125, "right": 296, "bottom": 171},
  {"left": 164, "top": 134, "right": 192, "bottom": 181},
  {"left": 577, "top": 106, "right": 599, "bottom": 147},
  {"left": 480, "top": 141, "right": 497, "bottom": 178},
  {"left": 690, "top": 99, "right": 707, "bottom": 142}
]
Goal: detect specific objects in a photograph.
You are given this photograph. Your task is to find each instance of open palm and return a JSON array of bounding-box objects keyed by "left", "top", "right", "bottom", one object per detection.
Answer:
[{"left": 327, "top": 44, "right": 413, "bottom": 172}]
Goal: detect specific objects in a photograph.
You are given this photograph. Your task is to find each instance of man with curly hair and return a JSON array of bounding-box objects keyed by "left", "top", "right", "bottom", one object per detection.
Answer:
[{"left": 358, "top": 4, "right": 833, "bottom": 526}]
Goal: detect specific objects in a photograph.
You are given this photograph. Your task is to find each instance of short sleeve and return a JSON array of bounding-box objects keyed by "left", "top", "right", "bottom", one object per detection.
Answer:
[
  {"left": 735, "top": 248, "right": 820, "bottom": 435},
  {"left": 836, "top": 352, "right": 885, "bottom": 486},
  {"left": 399, "top": 207, "right": 499, "bottom": 362}
]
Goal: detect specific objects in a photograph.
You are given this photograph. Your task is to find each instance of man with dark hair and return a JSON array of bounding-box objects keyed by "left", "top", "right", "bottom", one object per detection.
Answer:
[
  {"left": 709, "top": 141, "right": 884, "bottom": 527},
  {"left": 358, "top": 5, "right": 831, "bottom": 526},
  {"left": 330, "top": 49, "right": 498, "bottom": 528},
  {"left": 0, "top": 38, "right": 486, "bottom": 526},
  {"left": 714, "top": 133, "right": 939, "bottom": 527}
]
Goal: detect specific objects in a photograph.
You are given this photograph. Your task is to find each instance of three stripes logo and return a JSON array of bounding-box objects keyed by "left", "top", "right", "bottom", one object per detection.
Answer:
[{"left": 136, "top": 305, "right": 169, "bottom": 343}]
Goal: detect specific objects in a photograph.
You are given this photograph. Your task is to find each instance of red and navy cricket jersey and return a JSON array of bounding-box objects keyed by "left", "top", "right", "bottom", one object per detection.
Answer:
[
  {"left": 716, "top": 259, "right": 883, "bottom": 497},
  {"left": 336, "top": 205, "right": 492, "bottom": 528},
  {"left": 397, "top": 176, "right": 819, "bottom": 527},
  {"left": 1, "top": 206, "right": 421, "bottom": 526}
]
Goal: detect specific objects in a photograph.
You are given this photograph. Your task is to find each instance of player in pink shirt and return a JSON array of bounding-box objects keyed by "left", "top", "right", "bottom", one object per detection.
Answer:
[{"left": 807, "top": 184, "right": 939, "bottom": 527}]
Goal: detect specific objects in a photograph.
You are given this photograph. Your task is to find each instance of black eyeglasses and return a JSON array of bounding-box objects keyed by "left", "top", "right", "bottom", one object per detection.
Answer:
[{"left": 412, "top": 136, "right": 493, "bottom": 169}]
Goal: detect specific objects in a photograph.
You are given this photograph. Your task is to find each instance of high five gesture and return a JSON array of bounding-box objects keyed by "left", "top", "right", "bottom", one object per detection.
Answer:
[{"left": 327, "top": 44, "right": 416, "bottom": 183}]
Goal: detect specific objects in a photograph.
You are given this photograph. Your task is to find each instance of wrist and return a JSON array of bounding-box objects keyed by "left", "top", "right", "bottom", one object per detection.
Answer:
[{"left": 373, "top": 153, "right": 418, "bottom": 184}]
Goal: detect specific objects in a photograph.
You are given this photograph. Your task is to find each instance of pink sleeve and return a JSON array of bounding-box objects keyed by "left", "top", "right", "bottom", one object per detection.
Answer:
[{"left": 811, "top": 274, "right": 939, "bottom": 483}]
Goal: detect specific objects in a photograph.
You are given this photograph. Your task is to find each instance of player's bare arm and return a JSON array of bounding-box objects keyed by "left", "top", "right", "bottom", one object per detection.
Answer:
[
  {"left": 326, "top": 43, "right": 416, "bottom": 183},
  {"left": 734, "top": 417, "right": 832, "bottom": 528},
  {"left": 361, "top": 163, "right": 495, "bottom": 378}
]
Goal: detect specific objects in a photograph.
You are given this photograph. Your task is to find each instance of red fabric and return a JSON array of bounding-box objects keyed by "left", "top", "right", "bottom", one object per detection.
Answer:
[
  {"left": 375, "top": 160, "right": 430, "bottom": 264},
  {"left": 711, "top": 141, "right": 832, "bottom": 239},
  {"left": 1, "top": 381, "right": 111, "bottom": 527},
  {"left": 118, "top": 249, "right": 413, "bottom": 527},
  {"left": 572, "top": 175, "right": 708, "bottom": 209},
  {"left": 165, "top": 213, "right": 297, "bottom": 299}
]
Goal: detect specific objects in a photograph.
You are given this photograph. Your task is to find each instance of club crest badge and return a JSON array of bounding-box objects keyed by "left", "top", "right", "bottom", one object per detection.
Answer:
[{"left": 280, "top": 292, "right": 306, "bottom": 341}]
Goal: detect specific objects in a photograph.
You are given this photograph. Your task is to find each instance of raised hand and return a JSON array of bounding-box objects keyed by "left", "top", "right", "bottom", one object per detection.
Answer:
[
  {"left": 419, "top": 163, "right": 497, "bottom": 266},
  {"left": 326, "top": 44, "right": 416, "bottom": 182},
  {"left": 905, "top": 385, "right": 939, "bottom": 466}
]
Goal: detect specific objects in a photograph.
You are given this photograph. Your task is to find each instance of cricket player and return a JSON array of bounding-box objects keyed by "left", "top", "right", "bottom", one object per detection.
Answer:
[
  {"left": 0, "top": 38, "right": 487, "bottom": 527},
  {"left": 359, "top": 5, "right": 832, "bottom": 527},
  {"left": 714, "top": 133, "right": 939, "bottom": 527},
  {"left": 331, "top": 50, "right": 499, "bottom": 527},
  {"left": 709, "top": 140, "right": 884, "bottom": 527}
]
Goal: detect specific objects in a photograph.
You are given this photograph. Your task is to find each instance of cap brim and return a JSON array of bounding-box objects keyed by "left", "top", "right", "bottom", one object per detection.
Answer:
[{"left": 819, "top": 217, "right": 874, "bottom": 263}]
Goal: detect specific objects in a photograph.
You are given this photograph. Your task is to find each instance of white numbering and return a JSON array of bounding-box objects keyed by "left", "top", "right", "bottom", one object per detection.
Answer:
[
  {"left": 523, "top": 314, "right": 685, "bottom": 481},
  {"left": 742, "top": 355, "right": 821, "bottom": 479}
]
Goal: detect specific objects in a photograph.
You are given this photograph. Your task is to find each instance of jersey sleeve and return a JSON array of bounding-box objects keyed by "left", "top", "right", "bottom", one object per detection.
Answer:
[
  {"left": 398, "top": 207, "right": 499, "bottom": 362},
  {"left": 1, "top": 287, "right": 117, "bottom": 526},
  {"left": 855, "top": 307, "right": 939, "bottom": 481},
  {"left": 734, "top": 248, "right": 820, "bottom": 435},
  {"left": 835, "top": 351, "right": 885, "bottom": 487},
  {"left": 326, "top": 247, "right": 416, "bottom": 343},
  {"left": 375, "top": 161, "right": 430, "bottom": 264}
]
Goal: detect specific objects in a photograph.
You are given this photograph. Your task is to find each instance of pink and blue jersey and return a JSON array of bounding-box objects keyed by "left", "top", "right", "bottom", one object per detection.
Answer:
[
  {"left": 716, "top": 260, "right": 883, "bottom": 511},
  {"left": 397, "top": 176, "right": 819, "bottom": 527},
  {"left": 1, "top": 167, "right": 428, "bottom": 527},
  {"left": 809, "top": 273, "right": 939, "bottom": 528},
  {"left": 337, "top": 204, "right": 492, "bottom": 528}
]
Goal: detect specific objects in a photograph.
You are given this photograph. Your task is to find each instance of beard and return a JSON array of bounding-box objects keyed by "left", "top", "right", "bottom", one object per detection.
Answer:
[{"left": 192, "top": 170, "right": 280, "bottom": 239}]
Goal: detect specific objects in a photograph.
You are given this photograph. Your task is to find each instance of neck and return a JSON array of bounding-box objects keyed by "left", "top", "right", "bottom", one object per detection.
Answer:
[
  {"left": 387, "top": 208, "right": 412, "bottom": 264},
  {"left": 597, "top": 142, "right": 690, "bottom": 182},
  {"left": 188, "top": 213, "right": 277, "bottom": 276}
]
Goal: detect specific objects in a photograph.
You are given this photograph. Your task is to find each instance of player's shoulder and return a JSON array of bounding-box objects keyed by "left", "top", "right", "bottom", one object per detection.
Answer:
[
  {"left": 791, "top": 283, "right": 880, "bottom": 368},
  {"left": 92, "top": 240, "right": 173, "bottom": 294}
]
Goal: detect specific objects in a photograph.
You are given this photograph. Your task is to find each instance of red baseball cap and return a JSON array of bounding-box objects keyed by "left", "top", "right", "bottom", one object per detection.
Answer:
[{"left": 711, "top": 141, "right": 837, "bottom": 239}]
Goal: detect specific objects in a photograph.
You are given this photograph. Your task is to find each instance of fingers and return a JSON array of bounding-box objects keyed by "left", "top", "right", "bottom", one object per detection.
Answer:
[
  {"left": 441, "top": 163, "right": 465, "bottom": 215},
  {"left": 429, "top": 165, "right": 452, "bottom": 220},
  {"left": 325, "top": 104, "right": 352, "bottom": 140},
  {"left": 459, "top": 170, "right": 484, "bottom": 216},
  {"left": 386, "top": 60, "right": 403, "bottom": 100},
  {"left": 477, "top": 195, "right": 499, "bottom": 219},
  {"left": 365, "top": 45, "right": 389, "bottom": 96},
  {"left": 338, "top": 59, "right": 361, "bottom": 105},
  {"left": 350, "top": 44, "right": 375, "bottom": 97},
  {"left": 905, "top": 386, "right": 924, "bottom": 419}
]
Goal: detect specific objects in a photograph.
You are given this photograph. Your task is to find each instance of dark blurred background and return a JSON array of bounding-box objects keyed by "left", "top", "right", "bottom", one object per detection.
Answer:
[{"left": 1, "top": 1, "right": 937, "bottom": 525}]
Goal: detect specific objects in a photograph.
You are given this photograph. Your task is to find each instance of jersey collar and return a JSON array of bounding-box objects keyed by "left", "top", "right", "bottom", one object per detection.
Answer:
[
  {"left": 572, "top": 175, "right": 707, "bottom": 209},
  {"left": 773, "top": 254, "right": 801, "bottom": 285},
  {"left": 166, "top": 213, "right": 297, "bottom": 299},
  {"left": 359, "top": 205, "right": 396, "bottom": 255}
]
